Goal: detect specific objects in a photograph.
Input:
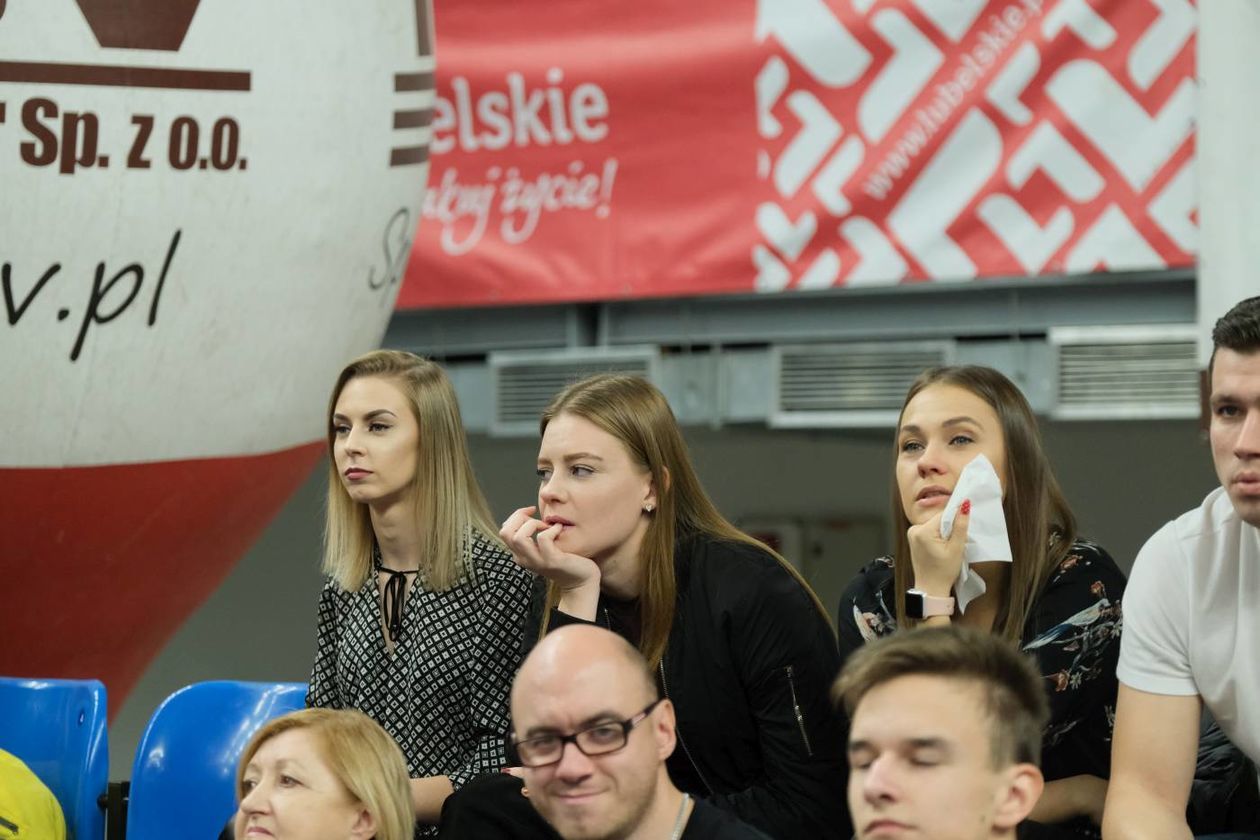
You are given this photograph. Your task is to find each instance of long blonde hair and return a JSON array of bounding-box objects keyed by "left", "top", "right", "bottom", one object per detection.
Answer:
[
  {"left": 236, "top": 708, "right": 414, "bottom": 840},
  {"left": 323, "top": 350, "right": 499, "bottom": 591},
  {"left": 891, "top": 366, "right": 1077, "bottom": 641},
  {"left": 538, "top": 374, "right": 830, "bottom": 669}
]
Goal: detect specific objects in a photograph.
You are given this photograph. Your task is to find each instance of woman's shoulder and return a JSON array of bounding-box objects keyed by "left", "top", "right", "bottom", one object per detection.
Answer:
[
  {"left": 683, "top": 534, "right": 895, "bottom": 591},
  {"left": 677, "top": 534, "right": 840, "bottom": 665},
  {"left": 466, "top": 530, "right": 530, "bottom": 584},
  {"left": 1045, "top": 538, "right": 1127, "bottom": 592},
  {"left": 314, "top": 574, "right": 368, "bottom": 631},
  {"left": 668, "top": 534, "right": 753, "bottom": 591},
  {"left": 838, "top": 557, "right": 898, "bottom": 641},
  {"left": 466, "top": 531, "right": 535, "bottom": 601},
  {"left": 839, "top": 555, "right": 896, "bottom": 605},
  {"left": 679, "top": 533, "right": 779, "bottom": 569},
  {"left": 1025, "top": 538, "right": 1126, "bottom": 638},
  {"left": 320, "top": 573, "right": 364, "bottom": 600},
  {"left": 466, "top": 529, "right": 521, "bottom": 572},
  {"left": 678, "top": 533, "right": 819, "bottom": 601},
  {"left": 851, "top": 554, "right": 895, "bottom": 583},
  {"left": 677, "top": 533, "right": 809, "bottom": 609}
]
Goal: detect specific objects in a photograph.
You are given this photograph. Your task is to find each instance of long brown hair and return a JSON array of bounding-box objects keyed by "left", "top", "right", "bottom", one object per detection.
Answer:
[
  {"left": 322, "top": 350, "right": 500, "bottom": 592},
  {"left": 538, "top": 374, "right": 830, "bottom": 669},
  {"left": 891, "top": 366, "right": 1077, "bottom": 642}
]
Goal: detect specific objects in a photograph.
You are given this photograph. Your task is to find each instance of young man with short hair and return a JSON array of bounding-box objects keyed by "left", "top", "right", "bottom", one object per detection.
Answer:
[{"left": 834, "top": 626, "right": 1046, "bottom": 840}]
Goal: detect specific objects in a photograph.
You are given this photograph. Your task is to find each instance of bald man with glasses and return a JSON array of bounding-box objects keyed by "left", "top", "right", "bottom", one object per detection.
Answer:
[{"left": 506, "top": 624, "right": 769, "bottom": 840}]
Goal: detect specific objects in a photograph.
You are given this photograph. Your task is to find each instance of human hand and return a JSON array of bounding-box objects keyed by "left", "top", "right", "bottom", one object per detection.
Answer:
[
  {"left": 906, "top": 499, "right": 970, "bottom": 597},
  {"left": 500, "top": 506, "right": 601, "bottom": 593}
]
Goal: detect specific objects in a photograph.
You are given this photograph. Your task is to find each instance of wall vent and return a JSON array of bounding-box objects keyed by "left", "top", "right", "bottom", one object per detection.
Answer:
[
  {"left": 1050, "top": 325, "right": 1200, "bottom": 420},
  {"left": 489, "top": 347, "right": 657, "bottom": 436},
  {"left": 771, "top": 341, "right": 952, "bottom": 428}
]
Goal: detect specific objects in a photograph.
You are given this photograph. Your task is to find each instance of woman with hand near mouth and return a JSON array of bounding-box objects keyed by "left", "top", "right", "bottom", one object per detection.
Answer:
[
  {"left": 836, "top": 366, "right": 1125, "bottom": 838},
  {"left": 308, "top": 351, "right": 533, "bottom": 838},
  {"left": 488, "top": 373, "right": 848, "bottom": 840},
  {"left": 234, "top": 708, "right": 414, "bottom": 840}
]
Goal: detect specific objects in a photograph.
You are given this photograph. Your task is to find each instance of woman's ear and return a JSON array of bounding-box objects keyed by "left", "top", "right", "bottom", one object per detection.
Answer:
[
  {"left": 648, "top": 466, "right": 671, "bottom": 509},
  {"left": 348, "top": 806, "right": 378, "bottom": 840},
  {"left": 643, "top": 466, "right": 668, "bottom": 513},
  {"left": 991, "top": 763, "right": 1044, "bottom": 830}
]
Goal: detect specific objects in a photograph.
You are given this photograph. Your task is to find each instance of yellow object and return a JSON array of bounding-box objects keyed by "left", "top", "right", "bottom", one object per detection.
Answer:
[{"left": 0, "top": 749, "right": 66, "bottom": 840}]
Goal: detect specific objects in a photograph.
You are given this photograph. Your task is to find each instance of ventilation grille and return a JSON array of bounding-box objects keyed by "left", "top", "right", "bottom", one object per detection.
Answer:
[
  {"left": 490, "top": 349, "right": 655, "bottom": 435},
  {"left": 1052, "top": 326, "right": 1199, "bottom": 420},
  {"left": 772, "top": 342, "right": 951, "bottom": 428}
]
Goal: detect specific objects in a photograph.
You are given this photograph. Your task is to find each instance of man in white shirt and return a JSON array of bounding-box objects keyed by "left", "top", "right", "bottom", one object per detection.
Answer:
[{"left": 1104, "top": 295, "right": 1260, "bottom": 839}]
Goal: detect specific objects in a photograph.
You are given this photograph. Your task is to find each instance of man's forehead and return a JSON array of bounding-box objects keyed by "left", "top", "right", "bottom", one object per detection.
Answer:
[
  {"left": 1212, "top": 347, "right": 1260, "bottom": 386},
  {"left": 513, "top": 696, "right": 633, "bottom": 738},
  {"left": 513, "top": 661, "right": 631, "bottom": 722},
  {"left": 850, "top": 708, "right": 962, "bottom": 744},
  {"left": 851, "top": 674, "right": 987, "bottom": 738}
]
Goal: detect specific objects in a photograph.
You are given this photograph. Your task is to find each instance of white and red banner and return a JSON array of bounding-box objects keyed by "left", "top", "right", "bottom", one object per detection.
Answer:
[{"left": 400, "top": 0, "right": 1195, "bottom": 308}]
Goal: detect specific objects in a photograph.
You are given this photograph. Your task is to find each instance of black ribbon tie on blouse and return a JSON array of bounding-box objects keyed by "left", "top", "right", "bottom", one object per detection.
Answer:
[{"left": 374, "top": 556, "right": 418, "bottom": 644}]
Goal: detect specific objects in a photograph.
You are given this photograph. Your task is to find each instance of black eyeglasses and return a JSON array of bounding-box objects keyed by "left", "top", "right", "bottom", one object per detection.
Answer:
[{"left": 511, "top": 698, "right": 663, "bottom": 768}]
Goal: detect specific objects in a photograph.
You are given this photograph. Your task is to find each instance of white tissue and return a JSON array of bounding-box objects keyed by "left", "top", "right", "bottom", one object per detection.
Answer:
[{"left": 938, "top": 454, "right": 1012, "bottom": 614}]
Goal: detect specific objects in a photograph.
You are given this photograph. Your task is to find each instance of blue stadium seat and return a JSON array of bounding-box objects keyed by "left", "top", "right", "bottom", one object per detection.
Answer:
[
  {"left": 126, "top": 681, "right": 306, "bottom": 840},
  {"left": 0, "top": 676, "right": 108, "bottom": 840}
]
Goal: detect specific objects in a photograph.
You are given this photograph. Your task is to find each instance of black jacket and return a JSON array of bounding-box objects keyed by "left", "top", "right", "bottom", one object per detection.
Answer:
[{"left": 535, "top": 534, "right": 851, "bottom": 839}]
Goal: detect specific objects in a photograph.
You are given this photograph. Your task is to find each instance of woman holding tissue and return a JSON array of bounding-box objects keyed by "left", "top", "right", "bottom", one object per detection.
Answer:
[{"left": 837, "top": 365, "right": 1125, "bottom": 837}]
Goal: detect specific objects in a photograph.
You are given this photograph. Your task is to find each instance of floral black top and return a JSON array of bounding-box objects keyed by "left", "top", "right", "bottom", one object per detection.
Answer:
[
  {"left": 837, "top": 540, "right": 1126, "bottom": 839},
  {"left": 307, "top": 532, "right": 533, "bottom": 838}
]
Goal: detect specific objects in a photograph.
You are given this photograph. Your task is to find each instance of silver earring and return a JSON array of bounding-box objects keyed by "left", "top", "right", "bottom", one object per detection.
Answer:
[{"left": 644, "top": 503, "right": 654, "bottom": 513}]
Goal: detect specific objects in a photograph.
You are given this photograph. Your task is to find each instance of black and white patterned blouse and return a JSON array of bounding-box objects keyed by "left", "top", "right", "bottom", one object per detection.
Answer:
[
  {"left": 838, "top": 540, "right": 1126, "bottom": 839},
  {"left": 307, "top": 531, "right": 533, "bottom": 837}
]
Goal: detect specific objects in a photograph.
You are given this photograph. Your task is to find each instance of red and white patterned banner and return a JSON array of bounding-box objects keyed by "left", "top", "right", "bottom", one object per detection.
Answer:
[{"left": 399, "top": 0, "right": 1195, "bottom": 308}]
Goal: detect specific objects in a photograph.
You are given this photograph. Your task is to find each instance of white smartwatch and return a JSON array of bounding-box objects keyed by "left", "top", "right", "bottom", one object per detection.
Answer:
[{"left": 905, "top": 588, "right": 955, "bottom": 619}]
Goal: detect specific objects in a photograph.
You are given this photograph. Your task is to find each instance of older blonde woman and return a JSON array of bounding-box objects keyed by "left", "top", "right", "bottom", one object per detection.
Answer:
[{"left": 235, "top": 708, "right": 413, "bottom": 840}]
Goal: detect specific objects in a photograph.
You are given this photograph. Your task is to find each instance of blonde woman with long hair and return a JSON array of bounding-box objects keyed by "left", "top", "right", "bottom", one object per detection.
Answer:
[
  {"left": 308, "top": 351, "right": 532, "bottom": 836},
  {"left": 234, "top": 708, "right": 414, "bottom": 840}
]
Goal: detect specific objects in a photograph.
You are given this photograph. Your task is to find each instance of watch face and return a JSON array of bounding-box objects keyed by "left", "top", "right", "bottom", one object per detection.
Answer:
[{"left": 904, "top": 591, "right": 925, "bottom": 620}]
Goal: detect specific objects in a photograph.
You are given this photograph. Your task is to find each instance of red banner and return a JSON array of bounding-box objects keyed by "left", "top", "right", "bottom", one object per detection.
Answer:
[{"left": 399, "top": 0, "right": 1195, "bottom": 308}]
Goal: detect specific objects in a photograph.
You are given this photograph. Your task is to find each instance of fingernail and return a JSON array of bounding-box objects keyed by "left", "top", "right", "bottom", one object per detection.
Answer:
[{"left": 961, "top": 499, "right": 971, "bottom": 515}]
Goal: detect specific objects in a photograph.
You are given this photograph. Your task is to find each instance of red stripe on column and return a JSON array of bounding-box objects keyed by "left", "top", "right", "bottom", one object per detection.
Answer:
[{"left": 0, "top": 441, "right": 324, "bottom": 715}]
